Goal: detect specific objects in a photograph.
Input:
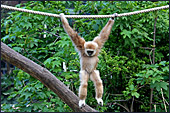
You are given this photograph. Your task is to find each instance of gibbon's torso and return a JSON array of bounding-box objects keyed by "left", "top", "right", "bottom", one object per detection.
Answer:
[{"left": 80, "top": 51, "right": 99, "bottom": 74}]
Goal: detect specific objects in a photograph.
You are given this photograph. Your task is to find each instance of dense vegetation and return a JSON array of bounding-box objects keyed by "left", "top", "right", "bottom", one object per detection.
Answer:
[{"left": 1, "top": 1, "right": 169, "bottom": 112}]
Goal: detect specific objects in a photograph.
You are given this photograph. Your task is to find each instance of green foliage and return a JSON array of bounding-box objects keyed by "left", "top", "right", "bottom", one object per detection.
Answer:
[
  {"left": 1, "top": 69, "right": 72, "bottom": 112},
  {"left": 1, "top": 1, "right": 169, "bottom": 112}
]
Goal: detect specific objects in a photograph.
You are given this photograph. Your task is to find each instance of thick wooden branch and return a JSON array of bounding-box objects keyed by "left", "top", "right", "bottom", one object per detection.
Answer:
[{"left": 1, "top": 42, "right": 97, "bottom": 112}]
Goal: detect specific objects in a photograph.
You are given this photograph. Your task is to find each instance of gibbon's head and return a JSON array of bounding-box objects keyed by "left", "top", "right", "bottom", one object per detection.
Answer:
[{"left": 84, "top": 41, "right": 98, "bottom": 57}]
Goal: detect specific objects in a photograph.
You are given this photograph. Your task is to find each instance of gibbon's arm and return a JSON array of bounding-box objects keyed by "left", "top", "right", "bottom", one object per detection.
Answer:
[
  {"left": 60, "top": 13, "right": 85, "bottom": 51},
  {"left": 93, "top": 18, "right": 115, "bottom": 49}
]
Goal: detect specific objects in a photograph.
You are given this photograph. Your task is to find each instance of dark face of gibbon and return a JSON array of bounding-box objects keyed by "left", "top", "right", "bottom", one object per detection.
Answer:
[{"left": 84, "top": 41, "right": 98, "bottom": 57}]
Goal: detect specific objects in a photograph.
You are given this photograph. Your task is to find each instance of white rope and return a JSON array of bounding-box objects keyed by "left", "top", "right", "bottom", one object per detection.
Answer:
[{"left": 1, "top": 5, "right": 169, "bottom": 18}]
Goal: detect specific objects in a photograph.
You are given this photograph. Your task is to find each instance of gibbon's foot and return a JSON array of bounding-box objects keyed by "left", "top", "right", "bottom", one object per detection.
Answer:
[
  {"left": 96, "top": 97, "right": 103, "bottom": 106},
  {"left": 79, "top": 99, "right": 86, "bottom": 108}
]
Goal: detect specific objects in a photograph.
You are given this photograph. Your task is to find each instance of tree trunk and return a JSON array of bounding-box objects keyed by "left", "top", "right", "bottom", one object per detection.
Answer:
[{"left": 1, "top": 42, "right": 98, "bottom": 112}]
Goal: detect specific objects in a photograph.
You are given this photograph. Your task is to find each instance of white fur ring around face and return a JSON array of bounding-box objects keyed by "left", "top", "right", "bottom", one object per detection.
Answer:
[
  {"left": 96, "top": 98, "right": 103, "bottom": 106},
  {"left": 79, "top": 100, "right": 86, "bottom": 108}
]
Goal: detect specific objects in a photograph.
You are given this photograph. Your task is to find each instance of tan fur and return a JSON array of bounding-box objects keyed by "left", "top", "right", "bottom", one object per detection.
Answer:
[
  {"left": 60, "top": 13, "right": 114, "bottom": 106},
  {"left": 79, "top": 70, "right": 89, "bottom": 100},
  {"left": 90, "top": 70, "right": 103, "bottom": 98},
  {"left": 81, "top": 56, "right": 99, "bottom": 73}
]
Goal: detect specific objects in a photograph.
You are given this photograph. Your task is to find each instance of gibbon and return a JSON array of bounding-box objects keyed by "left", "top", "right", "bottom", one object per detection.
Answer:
[{"left": 60, "top": 13, "right": 115, "bottom": 108}]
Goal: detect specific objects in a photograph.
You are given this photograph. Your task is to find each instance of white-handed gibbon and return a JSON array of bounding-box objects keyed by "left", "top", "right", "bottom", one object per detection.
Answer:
[{"left": 60, "top": 13, "right": 115, "bottom": 108}]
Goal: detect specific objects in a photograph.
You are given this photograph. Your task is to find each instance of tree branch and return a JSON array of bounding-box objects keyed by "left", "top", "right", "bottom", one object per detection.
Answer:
[
  {"left": 1, "top": 42, "right": 97, "bottom": 112},
  {"left": 108, "top": 102, "right": 130, "bottom": 112},
  {"left": 139, "top": 47, "right": 153, "bottom": 50},
  {"left": 130, "top": 96, "right": 135, "bottom": 112},
  {"left": 161, "top": 88, "right": 168, "bottom": 112},
  {"left": 150, "top": 16, "right": 158, "bottom": 112}
]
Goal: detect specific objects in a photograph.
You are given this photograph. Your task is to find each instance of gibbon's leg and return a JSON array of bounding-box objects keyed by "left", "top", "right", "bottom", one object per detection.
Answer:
[
  {"left": 79, "top": 70, "right": 89, "bottom": 107},
  {"left": 90, "top": 70, "right": 103, "bottom": 106}
]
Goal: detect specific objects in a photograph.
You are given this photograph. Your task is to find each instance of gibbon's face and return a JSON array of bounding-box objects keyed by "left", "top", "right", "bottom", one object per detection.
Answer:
[{"left": 84, "top": 41, "right": 98, "bottom": 57}]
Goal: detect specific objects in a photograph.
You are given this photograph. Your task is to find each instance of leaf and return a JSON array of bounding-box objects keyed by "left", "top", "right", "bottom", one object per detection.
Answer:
[
  {"left": 92, "top": 24, "right": 99, "bottom": 30},
  {"left": 38, "top": 92, "right": 46, "bottom": 99},
  {"left": 19, "top": 22, "right": 26, "bottom": 27},
  {"left": 23, "top": 22, "right": 32, "bottom": 29},
  {"left": 136, "top": 78, "right": 143, "bottom": 84},
  {"left": 154, "top": 76, "right": 163, "bottom": 81},
  {"left": 159, "top": 61, "right": 166, "bottom": 66},
  {"left": 120, "top": 29, "right": 132, "bottom": 39},
  {"left": 150, "top": 83, "right": 156, "bottom": 89},
  {"left": 22, "top": 92, "right": 32, "bottom": 100},
  {"left": 152, "top": 78, "right": 156, "bottom": 84},
  {"left": 160, "top": 82, "right": 168, "bottom": 90},
  {"left": 3, "top": 92, "right": 10, "bottom": 95},
  {"left": 30, "top": 43, "right": 34, "bottom": 48},
  {"left": 13, "top": 47, "right": 22, "bottom": 52},
  {"left": 151, "top": 82, "right": 163, "bottom": 92},
  {"left": 124, "top": 39, "right": 130, "bottom": 46},
  {"left": 24, "top": 86, "right": 32, "bottom": 91},
  {"left": 156, "top": 84, "right": 161, "bottom": 91},
  {"left": 132, "top": 28, "right": 139, "bottom": 34},
  {"left": 162, "top": 66, "right": 169, "bottom": 72},
  {"left": 7, "top": 93, "right": 17, "bottom": 100},
  {"left": 165, "top": 89, "right": 169, "bottom": 98},
  {"left": 1, "top": 35, "right": 9, "bottom": 42},
  {"left": 33, "top": 103, "right": 42, "bottom": 110},
  {"left": 23, "top": 106, "right": 32, "bottom": 112},
  {"left": 131, "top": 92, "right": 140, "bottom": 98},
  {"left": 146, "top": 70, "right": 154, "bottom": 76},
  {"left": 12, "top": 26, "right": 21, "bottom": 33},
  {"left": 44, "top": 58, "right": 52, "bottom": 65},
  {"left": 52, "top": 61, "right": 61, "bottom": 68},
  {"left": 42, "top": 107, "right": 49, "bottom": 112},
  {"left": 65, "top": 74, "right": 73, "bottom": 79},
  {"left": 129, "top": 84, "right": 134, "bottom": 90},
  {"left": 96, "top": 20, "right": 101, "bottom": 25},
  {"left": 131, "top": 38, "right": 137, "bottom": 47},
  {"left": 35, "top": 82, "right": 44, "bottom": 89}
]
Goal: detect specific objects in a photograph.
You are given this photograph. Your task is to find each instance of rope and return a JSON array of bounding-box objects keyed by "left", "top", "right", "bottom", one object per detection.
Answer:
[{"left": 1, "top": 4, "right": 169, "bottom": 18}]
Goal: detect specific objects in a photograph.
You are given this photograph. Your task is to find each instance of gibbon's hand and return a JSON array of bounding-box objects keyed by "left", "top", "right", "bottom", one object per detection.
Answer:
[
  {"left": 59, "top": 13, "right": 68, "bottom": 23},
  {"left": 111, "top": 13, "right": 118, "bottom": 20},
  {"left": 59, "top": 13, "right": 65, "bottom": 17}
]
